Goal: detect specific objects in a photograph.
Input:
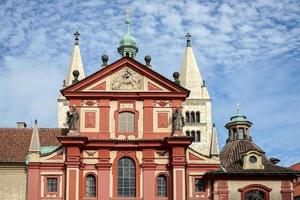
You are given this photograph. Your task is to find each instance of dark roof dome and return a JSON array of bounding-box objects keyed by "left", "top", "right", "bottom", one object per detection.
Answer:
[{"left": 220, "top": 140, "right": 289, "bottom": 173}]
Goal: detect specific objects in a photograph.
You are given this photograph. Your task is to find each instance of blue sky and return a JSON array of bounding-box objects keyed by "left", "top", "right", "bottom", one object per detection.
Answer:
[{"left": 0, "top": 0, "right": 299, "bottom": 166}]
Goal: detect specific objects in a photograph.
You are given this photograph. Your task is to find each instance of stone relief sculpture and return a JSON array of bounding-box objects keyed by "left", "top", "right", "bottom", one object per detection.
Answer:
[
  {"left": 172, "top": 108, "right": 185, "bottom": 136},
  {"left": 66, "top": 106, "right": 79, "bottom": 130},
  {"left": 111, "top": 67, "right": 143, "bottom": 90}
]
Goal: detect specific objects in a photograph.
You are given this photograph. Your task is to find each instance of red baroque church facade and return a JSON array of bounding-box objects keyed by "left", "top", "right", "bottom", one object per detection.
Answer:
[
  {"left": 0, "top": 23, "right": 298, "bottom": 200},
  {"left": 28, "top": 55, "right": 221, "bottom": 200}
]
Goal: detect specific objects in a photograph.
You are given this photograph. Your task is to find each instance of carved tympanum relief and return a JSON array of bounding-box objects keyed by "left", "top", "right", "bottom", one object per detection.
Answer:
[{"left": 111, "top": 67, "right": 143, "bottom": 90}]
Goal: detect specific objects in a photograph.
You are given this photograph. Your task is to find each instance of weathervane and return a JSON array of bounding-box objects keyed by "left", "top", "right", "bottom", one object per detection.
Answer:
[{"left": 186, "top": 32, "right": 191, "bottom": 47}]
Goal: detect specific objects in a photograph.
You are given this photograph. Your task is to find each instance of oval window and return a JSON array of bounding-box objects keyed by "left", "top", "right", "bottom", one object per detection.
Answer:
[{"left": 249, "top": 156, "right": 257, "bottom": 163}]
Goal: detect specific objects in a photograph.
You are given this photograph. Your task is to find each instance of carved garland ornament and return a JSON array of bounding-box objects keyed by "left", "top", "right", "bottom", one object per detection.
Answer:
[
  {"left": 80, "top": 100, "right": 99, "bottom": 107},
  {"left": 154, "top": 100, "right": 171, "bottom": 107}
]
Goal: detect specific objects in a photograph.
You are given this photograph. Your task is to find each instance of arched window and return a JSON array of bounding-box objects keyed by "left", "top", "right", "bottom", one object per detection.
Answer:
[
  {"left": 191, "top": 112, "right": 195, "bottom": 123},
  {"left": 185, "top": 112, "right": 190, "bottom": 123},
  {"left": 157, "top": 174, "right": 167, "bottom": 197},
  {"left": 118, "top": 157, "right": 136, "bottom": 197},
  {"left": 245, "top": 190, "right": 265, "bottom": 199},
  {"left": 85, "top": 174, "right": 96, "bottom": 197},
  {"left": 196, "top": 131, "right": 201, "bottom": 142},
  {"left": 239, "top": 184, "right": 271, "bottom": 200},
  {"left": 119, "top": 112, "right": 134, "bottom": 133},
  {"left": 186, "top": 131, "right": 190, "bottom": 137},
  {"left": 196, "top": 112, "right": 200, "bottom": 123},
  {"left": 191, "top": 131, "right": 195, "bottom": 142}
]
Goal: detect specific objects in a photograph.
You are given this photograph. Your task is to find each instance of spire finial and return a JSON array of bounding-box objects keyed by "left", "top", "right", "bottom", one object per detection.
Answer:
[
  {"left": 117, "top": 7, "right": 138, "bottom": 59},
  {"left": 186, "top": 32, "right": 191, "bottom": 47},
  {"left": 236, "top": 102, "right": 240, "bottom": 114},
  {"left": 125, "top": 7, "right": 132, "bottom": 36},
  {"left": 74, "top": 31, "right": 80, "bottom": 45}
]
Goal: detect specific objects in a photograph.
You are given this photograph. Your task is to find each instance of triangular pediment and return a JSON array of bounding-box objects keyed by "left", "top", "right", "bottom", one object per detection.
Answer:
[{"left": 62, "top": 57, "right": 189, "bottom": 97}]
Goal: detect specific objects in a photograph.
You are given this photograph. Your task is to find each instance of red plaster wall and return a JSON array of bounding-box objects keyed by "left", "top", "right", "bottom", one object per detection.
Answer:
[
  {"left": 27, "top": 165, "right": 40, "bottom": 200},
  {"left": 143, "top": 170, "right": 156, "bottom": 200},
  {"left": 98, "top": 169, "right": 110, "bottom": 200}
]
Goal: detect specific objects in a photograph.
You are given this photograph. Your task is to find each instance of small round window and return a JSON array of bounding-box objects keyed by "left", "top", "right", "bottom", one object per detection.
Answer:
[{"left": 249, "top": 156, "right": 257, "bottom": 163}]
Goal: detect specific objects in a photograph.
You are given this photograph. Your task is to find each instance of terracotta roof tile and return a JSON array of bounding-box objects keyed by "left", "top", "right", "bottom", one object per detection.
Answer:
[
  {"left": 0, "top": 128, "right": 62, "bottom": 163},
  {"left": 219, "top": 139, "right": 291, "bottom": 173}
]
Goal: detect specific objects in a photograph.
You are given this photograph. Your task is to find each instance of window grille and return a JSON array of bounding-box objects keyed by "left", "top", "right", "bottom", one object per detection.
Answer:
[
  {"left": 195, "top": 178, "right": 205, "bottom": 192},
  {"left": 47, "top": 178, "right": 57, "bottom": 193},
  {"left": 157, "top": 175, "right": 167, "bottom": 197},
  {"left": 118, "top": 157, "right": 136, "bottom": 197},
  {"left": 245, "top": 190, "right": 265, "bottom": 200},
  {"left": 85, "top": 174, "right": 96, "bottom": 197}
]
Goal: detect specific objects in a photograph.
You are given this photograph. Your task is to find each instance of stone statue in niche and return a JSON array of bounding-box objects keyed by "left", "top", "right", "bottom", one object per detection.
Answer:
[
  {"left": 111, "top": 67, "right": 143, "bottom": 90},
  {"left": 172, "top": 108, "right": 185, "bottom": 136},
  {"left": 66, "top": 106, "right": 79, "bottom": 130}
]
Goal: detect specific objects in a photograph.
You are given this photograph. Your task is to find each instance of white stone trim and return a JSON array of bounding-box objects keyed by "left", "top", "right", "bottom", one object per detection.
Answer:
[{"left": 109, "top": 101, "right": 117, "bottom": 138}]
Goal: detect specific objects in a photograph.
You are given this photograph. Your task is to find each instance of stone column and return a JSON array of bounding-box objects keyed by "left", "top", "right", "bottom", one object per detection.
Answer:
[
  {"left": 171, "top": 146, "right": 186, "bottom": 200},
  {"left": 281, "top": 180, "right": 293, "bottom": 200},
  {"left": 217, "top": 180, "right": 229, "bottom": 200},
  {"left": 65, "top": 146, "right": 81, "bottom": 200},
  {"left": 58, "top": 135, "right": 87, "bottom": 200},
  {"left": 166, "top": 136, "right": 192, "bottom": 200}
]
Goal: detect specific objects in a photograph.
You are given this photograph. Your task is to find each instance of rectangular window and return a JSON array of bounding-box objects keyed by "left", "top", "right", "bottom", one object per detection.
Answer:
[
  {"left": 195, "top": 178, "right": 205, "bottom": 192},
  {"left": 47, "top": 178, "right": 58, "bottom": 193},
  {"left": 119, "top": 112, "right": 134, "bottom": 133}
]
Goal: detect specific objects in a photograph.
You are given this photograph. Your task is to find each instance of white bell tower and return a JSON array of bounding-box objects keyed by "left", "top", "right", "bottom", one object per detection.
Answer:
[
  {"left": 57, "top": 31, "right": 85, "bottom": 128},
  {"left": 179, "top": 33, "right": 219, "bottom": 157}
]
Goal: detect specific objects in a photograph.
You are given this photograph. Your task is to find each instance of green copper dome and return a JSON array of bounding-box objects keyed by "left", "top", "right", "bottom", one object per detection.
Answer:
[
  {"left": 230, "top": 113, "right": 248, "bottom": 122},
  {"left": 118, "top": 19, "right": 138, "bottom": 58}
]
